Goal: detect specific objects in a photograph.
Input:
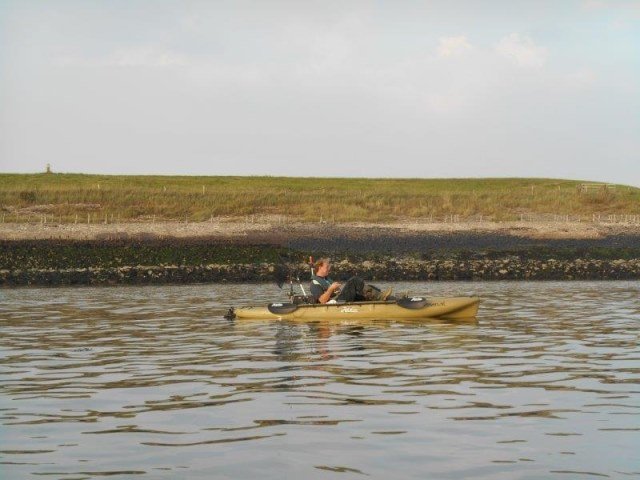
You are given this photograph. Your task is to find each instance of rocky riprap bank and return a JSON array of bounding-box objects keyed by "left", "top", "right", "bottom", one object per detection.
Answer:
[
  {"left": 1, "top": 232, "right": 640, "bottom": 286},
  {"left": 2, "top": 258, "right": 640, "bottom": 287}
]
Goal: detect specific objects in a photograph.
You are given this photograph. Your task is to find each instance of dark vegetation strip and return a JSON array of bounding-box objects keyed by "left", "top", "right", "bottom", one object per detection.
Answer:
[
  {"left": 3, "top": 233, "right": 640, "bottom": 271},
  {"left": 1, "top": 234, "right": 640, "bottom": 286},
  {"left": 0, "top": 238, "right": 288, "bottom": 271}
]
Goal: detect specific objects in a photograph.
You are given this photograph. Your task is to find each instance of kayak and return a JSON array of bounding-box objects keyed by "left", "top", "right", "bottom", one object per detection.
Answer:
[{"left": 228, "top": 296, "right": 480, "bottom": 321}]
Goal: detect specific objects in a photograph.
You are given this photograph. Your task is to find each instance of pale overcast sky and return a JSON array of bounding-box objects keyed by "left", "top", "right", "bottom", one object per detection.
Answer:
[{"left": 1, "top": 0, "right": 639, "bottom": 185}]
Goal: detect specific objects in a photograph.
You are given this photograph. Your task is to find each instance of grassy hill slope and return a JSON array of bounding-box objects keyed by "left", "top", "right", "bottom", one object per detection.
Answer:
[{"left": 1, "top": 174, "right": 638, "bottom": 223}]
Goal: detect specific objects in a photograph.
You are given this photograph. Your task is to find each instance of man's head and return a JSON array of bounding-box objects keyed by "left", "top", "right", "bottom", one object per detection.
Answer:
[{"left": 314, "top": 258, "right": 331, "bottom": 277}]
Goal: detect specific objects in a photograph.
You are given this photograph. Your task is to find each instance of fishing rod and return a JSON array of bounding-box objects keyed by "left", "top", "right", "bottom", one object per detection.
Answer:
[
  {"left": 291, "top": 255, "right": 313, "bottom": 298},
  {"left": 278, "top": 255, "right": 313, "bottom": 301}
]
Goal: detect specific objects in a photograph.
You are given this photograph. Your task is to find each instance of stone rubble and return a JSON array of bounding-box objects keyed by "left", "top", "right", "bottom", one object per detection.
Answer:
[{"left": 2, "top": 257, "right": 639, "bottom": 286}]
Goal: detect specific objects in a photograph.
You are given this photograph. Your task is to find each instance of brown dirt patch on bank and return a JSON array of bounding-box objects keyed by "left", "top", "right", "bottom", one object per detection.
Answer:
[{"left": 1, "top": 219, "right": 638, "bottom": 242}]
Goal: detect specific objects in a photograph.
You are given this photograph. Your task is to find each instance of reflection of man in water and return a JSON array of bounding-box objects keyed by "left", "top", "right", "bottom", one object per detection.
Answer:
[
  {"left": 308, "top": 324, "right": 365, "bottom": 361},
  {"left": 314, "top": 323, "right": 333, "bottom": 360},
  {"left": 310, "top": 258, "right": 392, "bottom": 304}
]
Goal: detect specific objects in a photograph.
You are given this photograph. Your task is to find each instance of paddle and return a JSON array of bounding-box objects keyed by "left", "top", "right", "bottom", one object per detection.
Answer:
[{"left": 273, "top": 261, "right": 289, "bottom": 289}]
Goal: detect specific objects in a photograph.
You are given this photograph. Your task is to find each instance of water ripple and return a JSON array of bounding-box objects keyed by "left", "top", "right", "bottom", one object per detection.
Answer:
[{"left": 1, "top": 281, "right": 639, "bottom": 479}]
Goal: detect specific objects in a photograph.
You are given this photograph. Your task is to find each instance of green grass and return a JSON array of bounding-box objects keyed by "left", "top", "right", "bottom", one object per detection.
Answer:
[{"left": 0, "top": 173, "right": 639, "bottom": 222}]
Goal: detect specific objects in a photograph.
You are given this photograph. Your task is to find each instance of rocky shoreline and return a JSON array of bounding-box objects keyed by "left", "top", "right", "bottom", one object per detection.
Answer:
[
  {"left": 2, "top": 222, "right": 640, "bottom": 287},
  {"left": 2, "top": 257, "right": 640, "bottom": 287}
]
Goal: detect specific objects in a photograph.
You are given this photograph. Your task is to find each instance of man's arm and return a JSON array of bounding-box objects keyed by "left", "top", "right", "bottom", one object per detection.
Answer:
[{"left": 317, "top": 282, "right": 341, "bottom": 304}]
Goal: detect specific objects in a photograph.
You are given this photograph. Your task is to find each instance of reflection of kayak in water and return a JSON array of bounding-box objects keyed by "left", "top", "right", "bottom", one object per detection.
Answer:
[{"left": 227, "top": 296, "right": 480, "bottom": 321}]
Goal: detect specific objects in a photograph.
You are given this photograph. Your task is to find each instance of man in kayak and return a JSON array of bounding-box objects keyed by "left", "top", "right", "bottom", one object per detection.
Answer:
[{"left": 310, "top": 258, "right": 393, "bottom": 304}]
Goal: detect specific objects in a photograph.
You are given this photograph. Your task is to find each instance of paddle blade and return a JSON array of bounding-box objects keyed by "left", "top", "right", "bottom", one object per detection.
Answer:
[{"left": 273, "top": 263, "right": 289, "bottom": 289}]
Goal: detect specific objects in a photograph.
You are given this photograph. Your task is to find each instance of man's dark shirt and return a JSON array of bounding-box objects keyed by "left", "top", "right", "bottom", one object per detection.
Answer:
[{"left": 310, "top": 274, "right": 333, "bottom": 303}]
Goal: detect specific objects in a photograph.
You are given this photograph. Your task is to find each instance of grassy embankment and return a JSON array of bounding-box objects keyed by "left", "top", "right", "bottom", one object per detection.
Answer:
[{"left": 1, "top": 173, "right": 639, "bottom": 223}]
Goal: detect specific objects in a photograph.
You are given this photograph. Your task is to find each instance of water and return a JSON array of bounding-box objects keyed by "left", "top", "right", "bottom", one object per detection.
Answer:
[{"left": 1, "top": 281, "right": 638, "bottom": 479}]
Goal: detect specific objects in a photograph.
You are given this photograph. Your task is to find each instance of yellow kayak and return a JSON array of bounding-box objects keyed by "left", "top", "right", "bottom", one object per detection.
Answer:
[{"left": 229, "top": 296, "right": 480, "bottom": 321}]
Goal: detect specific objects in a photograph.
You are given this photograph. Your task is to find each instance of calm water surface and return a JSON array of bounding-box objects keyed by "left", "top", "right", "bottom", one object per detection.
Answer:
[{"left": 1, "top": 281, "right": 639, "bottom": 479}]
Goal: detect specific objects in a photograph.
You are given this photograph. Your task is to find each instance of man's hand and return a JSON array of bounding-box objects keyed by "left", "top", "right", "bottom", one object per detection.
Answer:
[{"left": 319, "top": 282, "right": 342, "bottom": 304}]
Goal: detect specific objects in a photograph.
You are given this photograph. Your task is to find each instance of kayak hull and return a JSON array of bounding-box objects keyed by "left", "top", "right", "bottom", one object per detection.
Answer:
[{"left": 233, "top": 296, "right": 480, "bottom": 321}]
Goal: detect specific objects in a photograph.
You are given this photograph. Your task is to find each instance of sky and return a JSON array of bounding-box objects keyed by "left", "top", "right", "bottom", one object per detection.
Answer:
[{"left": 1, "top": 0, "right": 639, "bottom": 185}]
